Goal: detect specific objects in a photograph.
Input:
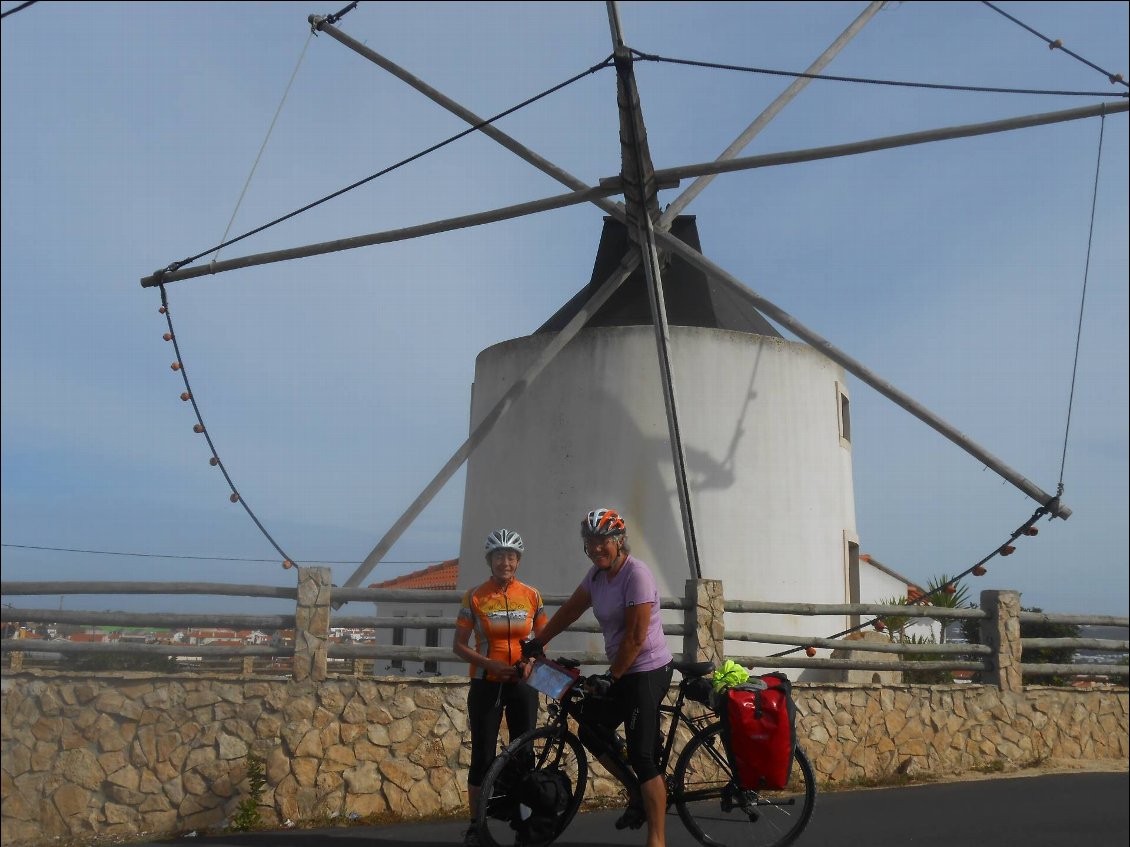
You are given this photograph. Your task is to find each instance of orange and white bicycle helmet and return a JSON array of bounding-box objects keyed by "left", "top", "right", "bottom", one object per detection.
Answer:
[{"left": 582, "top": 508, "right": 626, "bottom": 537}]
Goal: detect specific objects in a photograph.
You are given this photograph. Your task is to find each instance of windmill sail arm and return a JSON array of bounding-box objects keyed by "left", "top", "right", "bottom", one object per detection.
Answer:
[
  {"left": 608, "top": 1, "right": 701, "bottom": 579},
  {"left": 147, "top": 5, "right": 878, "bottom": 288},
  {"left": 141, "top": 99, "right": 1123, "bottom": 288},
  {"left": 653, "top": 100, "right": 1128, "bottom": 186},
  {"left": 649, "top": 229, "right": 1072, "bottom": 520},
  {"left": 337, "top": 250, "right": 643, "bottom": 593},
  {"left": 139, "top": 182, "right": 629, "bottom": 288}
]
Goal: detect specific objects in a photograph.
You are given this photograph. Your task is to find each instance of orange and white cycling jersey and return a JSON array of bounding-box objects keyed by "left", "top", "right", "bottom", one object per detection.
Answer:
[{"left": 457, "top": 579, "right": 547, "bottom": 681}]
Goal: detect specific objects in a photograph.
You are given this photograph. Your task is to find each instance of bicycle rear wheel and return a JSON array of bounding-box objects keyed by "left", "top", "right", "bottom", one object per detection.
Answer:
[
  {"left": 476, "top": 726, "right": 588, "bottom": 847},
  {"left": 673, "top": 722, "right": 815, "bottom": 847}
]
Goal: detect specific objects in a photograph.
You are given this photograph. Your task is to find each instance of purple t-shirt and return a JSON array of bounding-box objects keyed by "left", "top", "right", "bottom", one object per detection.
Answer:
[{"left": 584, "top": 554, "right": 673, "bottom": 674}]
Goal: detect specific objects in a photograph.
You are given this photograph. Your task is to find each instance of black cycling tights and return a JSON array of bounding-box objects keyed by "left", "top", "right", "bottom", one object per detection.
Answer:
[
  {"left": 577, "top": 662, "right": 673, "bottom": 783},
  {"left": 467, "top": 678, "right": 539, "bottom": 787}
]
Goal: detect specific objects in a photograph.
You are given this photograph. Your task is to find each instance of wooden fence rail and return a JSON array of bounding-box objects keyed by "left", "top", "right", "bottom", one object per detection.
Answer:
[{"left": 2, "top": 573, "right": 1126, "bottom": 687}]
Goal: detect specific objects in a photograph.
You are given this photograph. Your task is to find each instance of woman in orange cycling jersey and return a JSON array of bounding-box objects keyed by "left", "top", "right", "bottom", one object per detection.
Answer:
[{"left": 454, "top": 528, "right": 547, "bottom": 846}]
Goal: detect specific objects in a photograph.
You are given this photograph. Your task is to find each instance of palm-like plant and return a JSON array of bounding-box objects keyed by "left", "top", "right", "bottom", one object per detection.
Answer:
[
  {"left": 877, "top": 595, "right": 913, "bottom": 641},
  {"left": 924, "top": 574, "right": 971, "bottom": 644},
  {"left": 875, "top": 594, "right": 954, "bottom": 682}
]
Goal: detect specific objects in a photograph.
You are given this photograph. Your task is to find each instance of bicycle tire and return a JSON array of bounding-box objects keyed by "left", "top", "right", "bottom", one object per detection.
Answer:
[
  {"left": 476, "top": 726, "right": 589, "bottom": 847},
  {"left": 673, "top": 721, "right": 816, "bottom": 847}
]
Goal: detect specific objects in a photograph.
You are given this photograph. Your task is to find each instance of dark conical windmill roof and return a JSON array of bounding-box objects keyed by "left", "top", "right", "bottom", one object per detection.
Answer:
[{"left": 535, "top": 216, "right": 781, "bottom": 337}]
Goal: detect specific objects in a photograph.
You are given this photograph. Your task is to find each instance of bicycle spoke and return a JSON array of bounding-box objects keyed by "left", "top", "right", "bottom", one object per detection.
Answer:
[
  {"left": 674, "top": 723, "right": 816, "bottom": 847},
  {"left": 477, "top": 727, "right": 588, "bottom": 847}
]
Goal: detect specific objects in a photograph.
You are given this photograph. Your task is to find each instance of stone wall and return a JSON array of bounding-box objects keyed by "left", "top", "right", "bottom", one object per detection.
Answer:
[{"left": 2, "top": 671, "right": 1127, "bottom": 847}]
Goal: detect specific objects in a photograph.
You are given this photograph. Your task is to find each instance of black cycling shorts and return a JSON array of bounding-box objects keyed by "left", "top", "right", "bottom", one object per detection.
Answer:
[
  {"left": 466, "top": 678, "right": 538, "bottom": 787},
  {"left": 577, "top": 662, "right": 673, "bottom": 783}
]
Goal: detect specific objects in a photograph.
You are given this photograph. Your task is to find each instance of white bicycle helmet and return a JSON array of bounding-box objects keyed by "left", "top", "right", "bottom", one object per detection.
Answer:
[{"left": 484, "top": 528, "right": 525, "bottom": 556}]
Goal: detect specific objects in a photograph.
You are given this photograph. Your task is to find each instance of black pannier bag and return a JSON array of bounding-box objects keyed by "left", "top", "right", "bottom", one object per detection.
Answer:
[
  {"left": 511, "top": 766, "right": 572, "bottom": 844},
  {"left": 486, "top": 749, "right": 533, "bottom": 822}
]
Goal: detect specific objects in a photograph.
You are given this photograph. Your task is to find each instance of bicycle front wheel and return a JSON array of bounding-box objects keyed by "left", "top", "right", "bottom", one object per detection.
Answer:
[
  {"left": 476, "top": 726, "right": 589, "bottom": 847},
  {"left": 673, "top": 722, "right": 815, "bottom": 847}
]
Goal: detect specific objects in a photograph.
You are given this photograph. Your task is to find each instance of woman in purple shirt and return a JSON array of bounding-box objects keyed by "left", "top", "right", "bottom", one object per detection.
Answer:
[{"left": 525, "top": 508, "right": 673, "bottom": 847}]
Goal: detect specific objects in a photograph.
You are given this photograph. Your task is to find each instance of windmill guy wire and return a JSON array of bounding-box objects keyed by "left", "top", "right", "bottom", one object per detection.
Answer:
[
  {"left": 212, "top": 30, "right": 314, "bottom": 264},
  {"left": 149, "top": 55, "right": 613, "bottom": 282},
  {"left": 1057, "top": 109, "right": 1107, "bottom": 494},
  {"left": 982, "top": 0, "right": 1128, "bottom": 87},
  {"left": 633, "top": 50, "right": 1126, "bottom": 98}
]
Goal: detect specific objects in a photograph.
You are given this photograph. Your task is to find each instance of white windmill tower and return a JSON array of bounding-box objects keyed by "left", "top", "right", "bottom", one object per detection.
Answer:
[{"left": 456, "top": 213, "right": 862, "bottom": 670}]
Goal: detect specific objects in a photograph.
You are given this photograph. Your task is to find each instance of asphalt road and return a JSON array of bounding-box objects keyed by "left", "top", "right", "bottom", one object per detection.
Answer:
[{"left": 126, "top": 771, "right": 1128, "bottom": 847}]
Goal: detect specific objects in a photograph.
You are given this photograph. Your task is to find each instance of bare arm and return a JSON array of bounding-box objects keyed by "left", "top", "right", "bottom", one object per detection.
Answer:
[
  {"left": 538, "top": 583, "right": 592, "bottom": 647},
  {"left": 609, "top": 601, "right": 651, "bottom": 679}
]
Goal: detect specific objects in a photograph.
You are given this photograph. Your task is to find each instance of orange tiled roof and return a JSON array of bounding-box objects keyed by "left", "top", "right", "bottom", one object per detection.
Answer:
[
  {"left": 187, "top": 628, "right": 238, "bottom": 639},
  {"left": 371, "top": 558, "right": 459, "bottom": 590}
]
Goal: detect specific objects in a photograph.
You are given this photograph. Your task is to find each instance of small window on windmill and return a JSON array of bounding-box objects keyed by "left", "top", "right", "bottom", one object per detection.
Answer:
[{"left": 837, "top": 383, "right": 851, "bottom": 447}]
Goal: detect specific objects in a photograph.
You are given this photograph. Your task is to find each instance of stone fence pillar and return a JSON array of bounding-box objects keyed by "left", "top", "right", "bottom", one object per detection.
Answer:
[
  {"left": 979, "top": 589, "right": 1022, "bottom": 692},
  {"left": 684, "top": 579, "right": 725, "bottom": 665},
  {"left": 294, "top": 566, "right": 331, "bottom": 682}
]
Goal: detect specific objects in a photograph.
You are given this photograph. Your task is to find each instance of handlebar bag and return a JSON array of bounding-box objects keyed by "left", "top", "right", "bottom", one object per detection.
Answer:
[{"left": 718, "top": 672, "right": 796, "bottom": 790}]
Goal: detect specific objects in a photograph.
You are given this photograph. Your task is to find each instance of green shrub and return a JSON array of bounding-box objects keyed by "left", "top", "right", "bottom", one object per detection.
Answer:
[
  {"left": 877, "top": 595, "right": 952, "bottom": 681},
  {"left": 960, "top": 606, "right": 1082, "bottom": 686},
  {"left": 230, "top": 754, "right": 267, "bottom": 832},
  {"left": 899, "top": 633, "right": 953, "bottom": 684}
]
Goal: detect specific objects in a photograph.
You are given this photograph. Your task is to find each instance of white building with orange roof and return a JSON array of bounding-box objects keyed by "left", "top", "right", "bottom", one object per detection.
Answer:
[{"left": 369, "top": 559, "right": 460, "bottom": 678}]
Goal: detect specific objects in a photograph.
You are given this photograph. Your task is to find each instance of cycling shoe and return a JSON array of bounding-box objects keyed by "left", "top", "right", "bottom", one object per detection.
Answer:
[{"left": 614, "top": 804, "right": 646, "bottom": 830}]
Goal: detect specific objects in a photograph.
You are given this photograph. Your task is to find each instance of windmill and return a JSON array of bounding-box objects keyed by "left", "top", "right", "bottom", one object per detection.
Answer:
[{"left": 139, "top": 2, "right": 1127, "bottom": 672}]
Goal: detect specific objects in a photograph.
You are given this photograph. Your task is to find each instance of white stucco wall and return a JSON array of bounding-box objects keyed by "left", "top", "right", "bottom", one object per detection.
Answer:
[
  {"left": 859, "top": 561, "right": 911, "bottom": 606},
  {"left": 458, "top": 326, "right": 859, "bottom": 677}
]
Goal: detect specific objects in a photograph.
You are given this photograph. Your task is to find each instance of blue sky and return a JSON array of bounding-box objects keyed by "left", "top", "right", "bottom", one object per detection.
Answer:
[{"left": 2, "top": 1, "right": 1127, "bottom": 617}]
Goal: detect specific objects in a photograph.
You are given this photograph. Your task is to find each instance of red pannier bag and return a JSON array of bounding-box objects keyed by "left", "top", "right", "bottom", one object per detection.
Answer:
[{"left": 717, "top": 672, "right": 796, "bottom": 790}]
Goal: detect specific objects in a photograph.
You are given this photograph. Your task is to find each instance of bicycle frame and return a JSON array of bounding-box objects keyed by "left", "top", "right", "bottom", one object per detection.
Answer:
[
  {"left": 476, "top": 663, "right": 817, "bottom": 847},
  {"left": 552, "top": 667, "right": 718, "bottom": 801},
  {"left": 658, "top": 685, "right": 718, "bottom": 799}
]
